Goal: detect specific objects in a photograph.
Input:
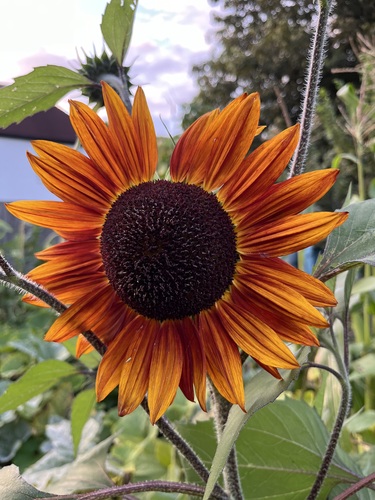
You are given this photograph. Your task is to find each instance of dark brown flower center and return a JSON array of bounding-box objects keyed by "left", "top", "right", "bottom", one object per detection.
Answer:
[{"left": 100, "top": 180, "right": 238, "bottom": 321}]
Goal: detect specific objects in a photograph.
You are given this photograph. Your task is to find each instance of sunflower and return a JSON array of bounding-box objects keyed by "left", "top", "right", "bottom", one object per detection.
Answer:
[{"left": 6, "top": 83, "right": 348, "bottom": 423}]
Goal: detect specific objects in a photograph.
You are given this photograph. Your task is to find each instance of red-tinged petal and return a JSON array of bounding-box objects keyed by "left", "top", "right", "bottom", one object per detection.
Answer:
[
  {"left": 148, "top": 321, "right": 184, "bottom": 423},
  {"left": 102, "top": 82, "right": 155, "bottom": 185},
  {"left": 199, "top": 310, "right": 245, "bottom": 408},
  {"left": 238, "top": 169, "right": 340, "bottom": 225},
  {"left": 117, "top": 318, "right": 159, "bottom": 416},
  {"left": 177, "top": 318, "right": 207, "bottom": 410},
  {"left": 45, "top": 284, "right": 115, "bottom": 342},
  {"left": 234, "top": 275, "right": 329, "bottom": 328},
  {"left": 203, "top": 93, "right": 261, "bottom": 191},
  {"left": 35, "top": 239, "right": 100, "bottom": 261},
  {"left": 30, "top": 274, "right": 106, "bottom": 307},
  {"left": 219, "top": 125, "right": 300, "bottom": 212},
  {"left": 252, "top": 358, "right": 282, "bottom": 379},
  {"left": 69, "top": 99, "right": 129, "bottom": 193},
  {"left": 76, "top": 335, "right": 95, "bottom": 357},
  {"left": 28, "top": 144, "right": 113, "bottom": 211},
  {"left": 237, "top": 211, "right": 349, "bottom": 256},
  {"left": 28, "top": 256, "right": 102, "bottom": 282},
  {"left": 96, "top": 321, "right": 137, "bottom": 401},
  {"left": 5, "top": 201, "right": 103, "bottom": 233},
  {"left": 132, "top": 87, "right": 158, "bottom": 181},
  {"left": 218, "top": 298, "right": 300, "bottom": 368},
  {"left": 170, "top": 110, "right": 219, "bottom": 183},
  {"left": 238, "top": 257, "right": 337, "bottom": 307}
]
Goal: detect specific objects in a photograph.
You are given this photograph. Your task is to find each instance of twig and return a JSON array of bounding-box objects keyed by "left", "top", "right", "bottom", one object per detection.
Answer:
[
  {"left": 38, "top": 480, "right": 206, "bottom": 500},
  {"left": 303, "top": 362, "right": 351, "bottom": 500},
  {"left": 333, "top": 472, "right": 375, "bottom": 500}
]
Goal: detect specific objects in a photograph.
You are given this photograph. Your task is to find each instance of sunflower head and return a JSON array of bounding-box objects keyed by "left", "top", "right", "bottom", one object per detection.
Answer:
[
  {"left": 6, "top": 82, "right": 348, "bottom": 423},
  {"left": 78, "top": 49, "right": 132, "bottom": 106}
]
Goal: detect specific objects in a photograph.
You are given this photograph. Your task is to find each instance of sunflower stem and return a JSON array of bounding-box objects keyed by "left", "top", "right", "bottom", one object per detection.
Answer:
[
  {"left": 0, "top": 253, "right": 107, "bottom": 356},
  {"left": 140, "top": 397, "right": 228, "bottom": 499},
  {"left": 288, "top": 0, "right": 335, "bottom": 177},
  {"left": 209, "top": 381, "right": 244, "bottom": 500},
  {"left": 38, "top": 479, "right": 206, "bottom": 499},
  {"left": 304, "top": 360, "right": 351, "bottom": 500}
]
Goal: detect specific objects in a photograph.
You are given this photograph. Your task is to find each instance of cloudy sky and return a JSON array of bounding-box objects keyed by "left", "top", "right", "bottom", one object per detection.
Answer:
[{"left": 0, "top": 0, "right": 221, "bottom": 136}]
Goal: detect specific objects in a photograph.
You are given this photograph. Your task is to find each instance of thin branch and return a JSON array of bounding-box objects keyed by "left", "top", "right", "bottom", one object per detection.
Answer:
[
  {"left": 39, "top": 480, "right": 206, "bottom": 500},
  {"left": 289, "top": 0, "right": 335, "bottom": 177},
  {"left": 333, "top": 472, "right": 375, "bottom": 500},
  {"left": 208, "top": 380, "right": 243, "bottom": 500},
  {"left": 303, "top": 361, "right": 351, "bottom": 500}
]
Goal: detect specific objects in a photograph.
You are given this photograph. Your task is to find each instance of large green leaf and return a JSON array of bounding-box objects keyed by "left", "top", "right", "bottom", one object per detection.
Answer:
[
  {"left": 203, "top": 348, "right": 310, "bottom": 499},
  {"left": 232, "top": 400, "right": 371, "bottom": 499},
  {"left": 0, "top": 66, "right": 91, "bottom": 128},
  {"left": 314, "top": 200, "right": 375, "bottom": 282},
  {"left": 0, "top": 465, "right": 53, "bottom": 499},
  {"left": 180, "top": 400, "right": 370, "bottom": 500},
  {"left": 0, "top": 360, "right": 77, "bottom": 412},
  {"left": 101, "top": 0, "right": 138, "bottom": 65}
]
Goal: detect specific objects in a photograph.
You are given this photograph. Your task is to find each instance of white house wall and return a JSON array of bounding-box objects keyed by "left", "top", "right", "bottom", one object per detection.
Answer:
[{"left": 0, "top": 136, "right": 58, "bottom": 202}]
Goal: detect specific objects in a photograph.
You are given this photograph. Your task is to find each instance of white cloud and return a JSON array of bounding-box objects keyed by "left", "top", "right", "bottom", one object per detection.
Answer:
[{"left": 0, "top": 1, "right": 221, "bottom": 136}]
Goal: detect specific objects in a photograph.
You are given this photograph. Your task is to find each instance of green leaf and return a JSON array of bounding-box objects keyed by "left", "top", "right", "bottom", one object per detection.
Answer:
[
  {"left": 0, "top": 360, "right": 77, "bottom": 412},
  {"left": 71, "top": 388, "right": 96, "bottom": 456},
  {"left": 0, "top": 66, "right": 91, "bottom": 128},
  {"left": 314, "top": 200, "right": 375, "bottom": 282},
  {"left": 0, "top": 465, "right": 53, "bottom": 499},
  {"left": 352, "top": 276, "right": 375, "bottom": 295},
  {"left": 101, "top": 0, "right": 138, "bottom": 65},
  {"left": 213, "top": 399, "right": 368, "bottom": 499},
  {"left": 350, "top": 354, "right": 375, "bottom": 380},
  {"left": 337, "top": 83, "right": 360, "bottom": 121},
  {"left": 203, "top": 348, "right": 310, "bottom": 499},
  {"left": 345, "top": 410, "right": 375, "bottom": 433}
]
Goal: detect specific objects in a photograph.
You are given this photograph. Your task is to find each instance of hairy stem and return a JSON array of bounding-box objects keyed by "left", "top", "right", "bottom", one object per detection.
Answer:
[
  {"left": 333, "top": 472, "right": 375, "bottom": 500},
  {"left": 289, "top": 0, "right": 335, "bottom": 177},
  {"left": 41, "top": 480, "right": 206, "bottom": 500},
  {"left": 209, "top": 381, "right": 243, "bottom": 500},
  {"left": 304, "top": 361, "right": 351, "bottom": 500}
]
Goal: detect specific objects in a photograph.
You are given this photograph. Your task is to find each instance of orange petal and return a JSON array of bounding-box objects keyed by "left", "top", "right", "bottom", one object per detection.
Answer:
[
  {"left": 45, "top": 284, "right": 115, "bottom": 342},
  {"left": 29, "top": 142, "right": 114, "bottom": 210},
  {"left": 69, "top": 99, "right": 128, "bottom": 193},
  {"left": 237, "top": 169, "right": 340, "bottom": 224},
  {"left": 117, "top": 317, "right": 159, "bottom": 417},
  {"left": 218, "top": 297, "right": 300, "bottom": 368},
  {"left": 170, "top": 109, "right": 219, "bottom": 183},
  {"left": 252, "top": 358, "right": 282, "bottom": 379},
  {"left": 237, "top": 212, "right": 349, "bottom": 256},
  {"left": 5, "top": 201, "right": 103, "bottom": 235},
  {"left": 234, "top": 275, "right": 329, "bottom": 328},
  {"left": 177, "top": 318, "right": 207, "bottom": 411},
  {"left": 199, "top": 310, "right": 245, "bottom": 408},
  {"left": 203, "top": 93, "right": 261, "bottom": 191},
  {"left": 132, "top": 87, "right": 158, "bottom": 181},
  {"left": 148, "top": 321, "right": 184, "bottom": 423},
  {"left": 219, "top": 124, "right": 300, "bottom": 212},
  {"left": 35, "top": 239, "right": 100, "bottom": 261},
  {"left": 238, "top": 257, "right": 337, "bottom": 307}
]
